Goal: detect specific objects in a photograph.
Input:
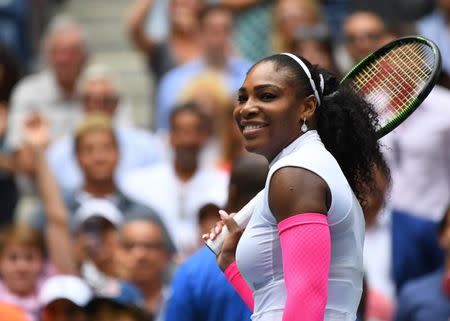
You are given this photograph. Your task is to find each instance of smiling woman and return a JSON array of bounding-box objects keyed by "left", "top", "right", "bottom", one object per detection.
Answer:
[{"left": 208, "top": 53, "right": 389, "bottom": 321}]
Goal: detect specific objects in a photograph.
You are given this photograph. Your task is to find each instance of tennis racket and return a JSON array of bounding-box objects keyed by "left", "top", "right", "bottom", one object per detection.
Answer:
[{"left": 206, "top": 36, "right": 441, "bottom": 255}]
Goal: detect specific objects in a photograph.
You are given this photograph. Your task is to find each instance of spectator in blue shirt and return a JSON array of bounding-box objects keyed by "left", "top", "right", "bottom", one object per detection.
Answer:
[
  {"left": 165, "top": 153, "right": 268, "bottom": 321},
  {"left": 155, "top": 4, "right": 251, "bottom": 132},
  {"left": 394, "top": 206, "right": 450, "bottom": 321}
]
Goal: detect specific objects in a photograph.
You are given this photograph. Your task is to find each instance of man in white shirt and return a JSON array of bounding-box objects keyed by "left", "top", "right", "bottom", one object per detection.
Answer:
[
  {"left": 6, "top": 16, "right": 87, "bottom": 151},
  {"left": 123, "top": 103, "right": 229, "bottom": 258}
]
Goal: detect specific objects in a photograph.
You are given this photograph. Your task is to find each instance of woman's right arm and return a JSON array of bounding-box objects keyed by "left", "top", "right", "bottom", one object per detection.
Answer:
[{"left": 127, "top": 0, "right": 157, "bottom": 54}]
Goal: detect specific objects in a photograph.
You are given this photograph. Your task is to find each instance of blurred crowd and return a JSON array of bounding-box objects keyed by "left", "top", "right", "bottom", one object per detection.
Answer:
[{"left": 0, "top": 0, "right": 449, "bottom": 321}]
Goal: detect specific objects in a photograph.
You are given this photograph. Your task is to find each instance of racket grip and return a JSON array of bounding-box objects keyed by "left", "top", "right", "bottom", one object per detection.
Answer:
[{"left": 205, "top": 192, "right": 262, "bottom": 255}]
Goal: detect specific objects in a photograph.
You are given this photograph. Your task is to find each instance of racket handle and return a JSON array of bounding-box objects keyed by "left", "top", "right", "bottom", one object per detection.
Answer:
[{"left": 205, "top": 192, "right": 262, "bottom": 255}]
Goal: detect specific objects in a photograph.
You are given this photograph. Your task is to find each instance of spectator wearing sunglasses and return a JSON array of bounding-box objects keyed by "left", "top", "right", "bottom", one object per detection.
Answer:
[{"left": 47, "top": 64, "right": 165, "bottom": 193}]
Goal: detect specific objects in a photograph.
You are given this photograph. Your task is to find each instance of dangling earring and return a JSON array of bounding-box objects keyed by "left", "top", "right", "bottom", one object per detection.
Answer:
[{"left": 300, "top": 117, "right": 308, "bottom": 133}]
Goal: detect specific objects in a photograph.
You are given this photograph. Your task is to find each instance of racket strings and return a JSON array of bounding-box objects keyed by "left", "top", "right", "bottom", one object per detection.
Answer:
[{"left": 351, "top": 42, "right": 435, "bottom": 127}]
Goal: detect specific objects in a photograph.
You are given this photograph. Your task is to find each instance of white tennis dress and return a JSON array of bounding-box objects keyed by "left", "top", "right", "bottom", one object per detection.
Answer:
[{"left": 235, "top": 130, "right": 365, "bottom": 321}]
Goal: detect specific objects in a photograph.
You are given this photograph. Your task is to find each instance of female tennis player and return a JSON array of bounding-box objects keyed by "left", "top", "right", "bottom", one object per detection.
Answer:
[{"left": 205, "top": 53, "right": 388, "bottom": 321}]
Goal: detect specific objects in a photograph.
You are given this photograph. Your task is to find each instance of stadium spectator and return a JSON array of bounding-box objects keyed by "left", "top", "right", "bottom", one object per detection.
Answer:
[
  {"left": 273, "top": 0, "right": 321, "bottom": 53},
  {"left": 394, "top": 206, "right": 450, "bottom": 321},
  {"left": 0, "top": 224, "right": 47, "bottom": 320},
  {"left": 223, "top": 0, "right": 273, "bottom": 62},
  {"left": 343, "top": 10, "right": 450, "bottom": 221},
  {"left": 38, "top": 275, "right": 93, "bottom": 321},
  {"left": 165, "top": 153, "right": 268, "bottom": 321},
  {"left": 343, "top": 11, "right": 388, "bottom": 64},
  {"left": 47, "top": 64, "right": 164, "bottom": 192},
  {"left": 127, "top": 0, "right": 203, "bottom": 83},
  {"left": 417, "top": 0, "right": 450, "bottom": 88},
  {"left": 5, "top": 16, "right": 88, "bottom": 151},
  {"left": 118, "top": 215, "right": 173, "bottom": 319},
  {"left": 363, "top": 167, "right": 443, "bottom": 321},
  {"left": 155, "top": 4, "right": 251, "bottom": 131},
  {"left": 123, "top": 103, "right": 229, "bottom": 258},
  {"left": 178, "top": 71, "right": 245, "bottom": 170},
  {"left": 294, "top": 23, "right": 339, "bottom": 74}
]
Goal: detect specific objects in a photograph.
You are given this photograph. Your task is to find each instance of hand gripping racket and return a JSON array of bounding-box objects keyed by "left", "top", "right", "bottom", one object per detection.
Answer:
[{"left": 206, "top": 36, "right": 442, "bottom": 255}]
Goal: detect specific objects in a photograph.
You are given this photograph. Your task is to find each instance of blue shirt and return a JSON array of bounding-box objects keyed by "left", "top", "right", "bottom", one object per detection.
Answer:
[
  {"left": 395, "top": 268, "right": 450, "bottom": 321},
  {"left": 47, "top": 126, "right": 165, "bottom": 192},
  {"left": 155, "top": 57, "right": 251, "bottom": 131},
  {"left": 417, "top": 10, "right": 450, "bottom": 75},
  {"left": 165, "top": 247, "right": 251, "bottom": 321}
]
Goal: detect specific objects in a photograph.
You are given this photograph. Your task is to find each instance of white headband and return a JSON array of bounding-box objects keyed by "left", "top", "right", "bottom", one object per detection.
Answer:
[{"left": 280, "top": 53, "right": 324, "bottom": 105}]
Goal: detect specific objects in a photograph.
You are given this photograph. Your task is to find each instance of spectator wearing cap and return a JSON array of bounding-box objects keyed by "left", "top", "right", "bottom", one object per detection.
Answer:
[
  {"left": 118, "top": 214, "right": 174, "bottom": 320},
  {"left": 343, "top": 10, "right": 450, "bottom": 222},
  {"left": 394, "top": 206, "right": 450, "bottom": 321},
  {"left": 38, "top": 275, "right": 93, "bottom": 321},
  {"left": 165, "top": 153, "right": 268, "bottom": 321},
  {"left": 47, "top": 64, "right": 164, "bottom": 193},
  {"left": 123, "top": 103, "right": 229, "bottom": 258},
  {"left": 22, "top": 117, "right": 152, "bottom": 307},
  {"left": 155, "top": 4, "right": 251, "bottom": 132}
]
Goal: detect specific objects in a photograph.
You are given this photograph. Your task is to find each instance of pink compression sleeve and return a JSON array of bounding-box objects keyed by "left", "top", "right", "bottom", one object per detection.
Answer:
[
  {"left": 278, "top": 213, "right": 331, "bottom": 321},
  {"left": 224, "top": 261, "right": 254, "bottom": 311}
]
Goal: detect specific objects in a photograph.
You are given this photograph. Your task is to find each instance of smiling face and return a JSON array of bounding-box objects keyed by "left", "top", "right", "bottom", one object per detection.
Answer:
[{"left": 235, "top": 61, "right": 316, "bottom": 161}]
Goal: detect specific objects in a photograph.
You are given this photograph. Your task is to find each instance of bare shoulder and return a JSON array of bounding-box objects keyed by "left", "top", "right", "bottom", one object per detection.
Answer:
[{"left": 268, "top": 166, "right": 330, "bottom": 223}]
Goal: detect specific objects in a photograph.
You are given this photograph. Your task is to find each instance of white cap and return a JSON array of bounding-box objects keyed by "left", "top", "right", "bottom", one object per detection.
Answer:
[
  {"left": 39, "top": 275, "right": 93, "bottom": 307},
  {"left": 74, "top": 199, "right": 124, "bottom": 228}
]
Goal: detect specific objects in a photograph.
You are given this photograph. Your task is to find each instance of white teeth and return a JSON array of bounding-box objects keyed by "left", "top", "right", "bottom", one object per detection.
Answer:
[{"left": 244, "top": 124, "right": 265, "bottom": 130}]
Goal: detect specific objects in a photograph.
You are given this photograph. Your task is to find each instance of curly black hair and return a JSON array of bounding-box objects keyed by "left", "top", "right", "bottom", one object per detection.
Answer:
[{"left": 256, "top": 54, "right": 390, "bottom": 206}]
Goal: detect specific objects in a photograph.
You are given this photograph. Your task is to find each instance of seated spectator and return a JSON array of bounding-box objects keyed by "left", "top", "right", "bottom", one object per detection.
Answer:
[
  {"left": 272, "top": 0, "right": 321, "bottom": 53},
  {"left": 123, "top": 103, "right": 229, "bottom": 258},
  {"left": 363, "top": 166, "right": 444, "bottom": 321},
  {"left": 394, "top": 206, "right": 450, "bottom": 321},
  {"left": 118, "top": 214, "right": 173, "bottom": 319},
  {"left": 155, "top": 4, "right": 251, "bottom": 132},
  {"left": 343, "top": 10, "right": 389, "bottom": 64},
  {"left": 343, "top": 10, "right": 450, "bottom": 221},
  {"left": 6, "top": 16, "right": 88, "bottom": 151},
  {"left": 127, "top": 0, "right": 203, "bottom": 83},
  {"left": 0, "top": 224, "right": 47, "bottom": 320},
  {"left": 294, "top": 23, "right": 339, "bottom": 75},
  {"left": 47, "top": 64, "right": 164, "bottom": 192},
  {"left": 165, "top": 153, "right": 268, "bottom": 321},
  {"left": 38, "top": 275, "right": 93, "bottom": 321},
  {"left": 225, "top": 0, "right": 273, "bottom": 62},
  {"left": 178, "top": 71, "right": 245, "bottom": 170},
  {"left": 416, "top": 1, "right": 450, "bottom": 81},
  {"left": 59, "top": 114, "right": 155, "bottom": 221},
  {"left": 0, "top": 45, "right": 21, "bottom": 225},
  {"left": 72, "top": 199, "right": 143, "bottom": 303}
]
